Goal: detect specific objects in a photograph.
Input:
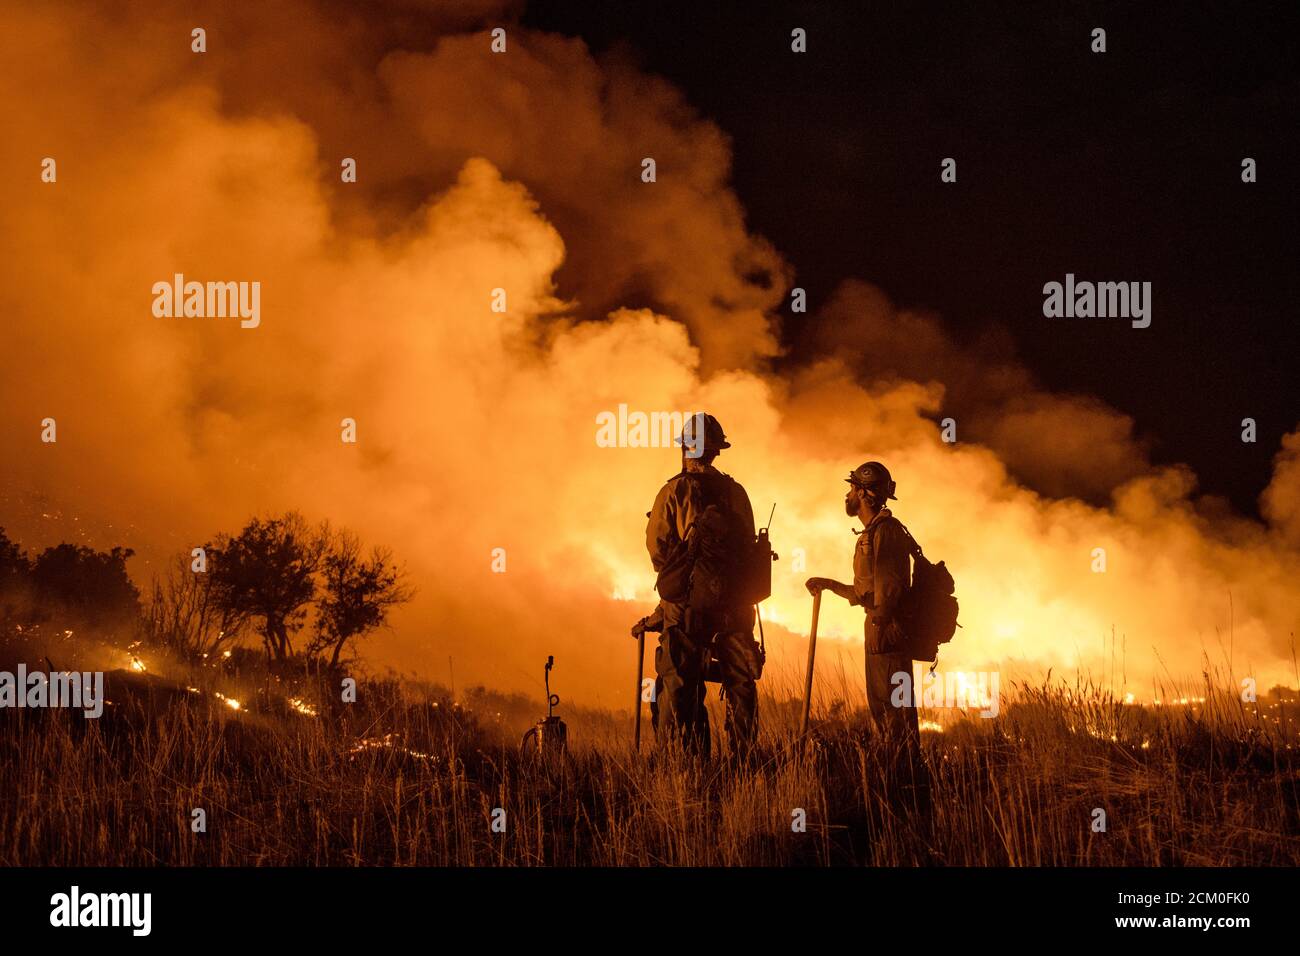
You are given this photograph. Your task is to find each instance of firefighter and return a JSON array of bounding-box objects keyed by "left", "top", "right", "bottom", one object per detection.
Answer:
[
  {"left": 804, "top": 461, "right": 918, "bottom": 744},
  {"left": 644, "top": 413, "right": 761, "bottom": 757}
]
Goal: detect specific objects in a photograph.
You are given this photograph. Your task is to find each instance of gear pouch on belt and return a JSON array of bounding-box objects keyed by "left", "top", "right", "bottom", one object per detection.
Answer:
[{"left": 704, "top": 632, "right": 765, "bottom": 683}]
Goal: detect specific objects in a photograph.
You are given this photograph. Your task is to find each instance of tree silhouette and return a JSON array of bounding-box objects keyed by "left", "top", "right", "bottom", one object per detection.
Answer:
[
  {"left": 0, "top": 528, "right": 31, "bottom": 627},
  {"left": 144, "top": 553, "right": 251, "bottom": 660},
  {"left": 310, "top": 530, "right": 413, "bottom": 667},
  {"left": 0, "top": 528, "right": 26, "bottom": 583},
  {"left": 30, "top": 542, "right": 140, "bottom": 626},
  {"left": 207, "top": 512, "right": 328, "bottom": 662}
]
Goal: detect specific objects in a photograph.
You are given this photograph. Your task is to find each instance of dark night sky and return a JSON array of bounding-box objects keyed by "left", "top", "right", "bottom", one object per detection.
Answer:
[{"left": 524, "top": 0, "right": 1299, "bottom": 516}]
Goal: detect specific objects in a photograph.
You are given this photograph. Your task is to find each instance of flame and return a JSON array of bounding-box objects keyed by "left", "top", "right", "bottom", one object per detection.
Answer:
[
  {"left": 287, "top": 697, "right": 318, "bottom": 717},
  {"left": 348, "top": 733, "right": 434, "bottom": 762},
  {"left": 1, "top": 0, "right": 1297, "bottom": 705}
]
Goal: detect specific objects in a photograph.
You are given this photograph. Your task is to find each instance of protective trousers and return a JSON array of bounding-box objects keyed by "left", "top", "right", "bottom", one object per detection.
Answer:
[
  {"left": 655, "top": 610, "right": 760, "bottom": 757},
  {"left": 865, "top": 642, "right": 931, "bottom": 819}
]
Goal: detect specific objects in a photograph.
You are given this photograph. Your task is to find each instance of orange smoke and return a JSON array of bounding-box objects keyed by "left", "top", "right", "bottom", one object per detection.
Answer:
[{"left": 1, "top": 1, "right": 1297, "bottom": 705}]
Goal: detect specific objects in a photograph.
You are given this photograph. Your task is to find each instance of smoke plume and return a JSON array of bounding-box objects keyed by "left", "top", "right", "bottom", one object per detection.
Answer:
[{"left": 2, "top": 0, "right": 1297, "bottom": 704}]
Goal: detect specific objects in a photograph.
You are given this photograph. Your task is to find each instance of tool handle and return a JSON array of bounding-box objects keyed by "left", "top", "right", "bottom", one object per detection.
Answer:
[
  {"left": 634, "top": 632, "right": 645, "bottom": 751},
  {"left": 800, "top": 591, "right": 822, "bottom": 736}
]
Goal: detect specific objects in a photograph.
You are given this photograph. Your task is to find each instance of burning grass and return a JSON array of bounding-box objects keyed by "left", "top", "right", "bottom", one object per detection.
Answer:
[{"left": 1, "top": 648, "right": 1297, "bottom": 866}]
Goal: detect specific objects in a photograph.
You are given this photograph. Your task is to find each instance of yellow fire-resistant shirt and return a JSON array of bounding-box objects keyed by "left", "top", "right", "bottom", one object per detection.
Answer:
[{"left": 852, "top": 507, "right": 912, "bottom": 653}]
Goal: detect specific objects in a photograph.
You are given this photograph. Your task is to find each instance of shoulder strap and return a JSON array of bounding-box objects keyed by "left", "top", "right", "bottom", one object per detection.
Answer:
[
  {"left": 893, "top": 519, "right": 924, "bottom": 560},
  {"left": 867, "top": 516, "right": 922, "bottom": 575},
  {"left": 672, "top": 470, "right": 718, "bottom": 555}
]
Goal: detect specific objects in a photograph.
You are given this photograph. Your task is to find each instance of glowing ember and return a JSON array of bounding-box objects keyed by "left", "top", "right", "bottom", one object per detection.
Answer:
[
  {"left": 130, "top": 658, "right": 146, "bottom": 673},
  {"left": 287, "top": 697, "right": 318, "bottom": 717},
  {"left": 918, "top": 719, "right": 944, "bottom": 733},
  {"left": 348, "top": 733, "right": 435, "bottom": 762}
]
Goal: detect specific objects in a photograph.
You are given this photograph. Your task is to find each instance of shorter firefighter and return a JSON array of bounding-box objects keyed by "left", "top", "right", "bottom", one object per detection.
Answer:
[{"left": 804, "top": 461, "right": 917, "bottom": 743}]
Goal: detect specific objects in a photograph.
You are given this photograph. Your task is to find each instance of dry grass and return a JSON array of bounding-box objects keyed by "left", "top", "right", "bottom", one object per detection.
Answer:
[{"left": 2, "top": 655, "right": 1297, "bottom": 866}]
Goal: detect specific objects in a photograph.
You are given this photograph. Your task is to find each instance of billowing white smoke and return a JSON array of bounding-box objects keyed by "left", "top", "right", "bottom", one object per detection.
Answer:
[{"left": 1, "top": 1, "right": 1296, "bottom": 702}]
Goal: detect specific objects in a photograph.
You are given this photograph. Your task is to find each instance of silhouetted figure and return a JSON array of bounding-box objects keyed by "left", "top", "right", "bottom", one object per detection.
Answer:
[
  {"left": 806, "top": 462, "right": 930, "bottom": 815},
  {"left": 645, "top": 414, "right": 761, "bottom": 758}
]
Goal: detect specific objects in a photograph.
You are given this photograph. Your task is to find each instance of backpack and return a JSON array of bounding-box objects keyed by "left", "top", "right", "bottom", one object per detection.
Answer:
[
  {"left": 869, "top": 518, "right": 959, "bottom": 663},
  {"left": 654, "top": 471, "right": 755, "bottom": 611}
]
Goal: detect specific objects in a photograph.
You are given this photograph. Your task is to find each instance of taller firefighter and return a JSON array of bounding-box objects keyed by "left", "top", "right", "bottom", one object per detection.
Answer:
[{"left": 644, "top": 413, "right": 764, "bottom": 758}]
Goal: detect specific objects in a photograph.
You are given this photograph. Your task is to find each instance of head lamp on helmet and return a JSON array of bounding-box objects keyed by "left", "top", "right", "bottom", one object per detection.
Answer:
[{"left": 845, "top": 460, "right": 897, "bottom": 499}]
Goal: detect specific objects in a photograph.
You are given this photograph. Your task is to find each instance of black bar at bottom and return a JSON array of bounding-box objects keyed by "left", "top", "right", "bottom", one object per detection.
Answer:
[{"left": 0, "top": 866, "right": 1279, "bottom": 941}]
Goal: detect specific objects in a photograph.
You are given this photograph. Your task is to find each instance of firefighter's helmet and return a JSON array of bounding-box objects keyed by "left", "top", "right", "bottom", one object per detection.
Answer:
[
  {"left": 675, "top": 413, "right": 731, "bottom": 455},
  {"left": 845, "top": 460, "right": 898, "bottom": 499}
]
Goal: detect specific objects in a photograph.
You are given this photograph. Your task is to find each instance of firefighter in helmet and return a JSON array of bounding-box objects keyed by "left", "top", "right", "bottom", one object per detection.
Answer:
[
  {"left": 642, "top": 413, "right": 761, "bottom": 757},
  {"left": 804, "top": 461, "right": 919, "bottom": 743}
]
